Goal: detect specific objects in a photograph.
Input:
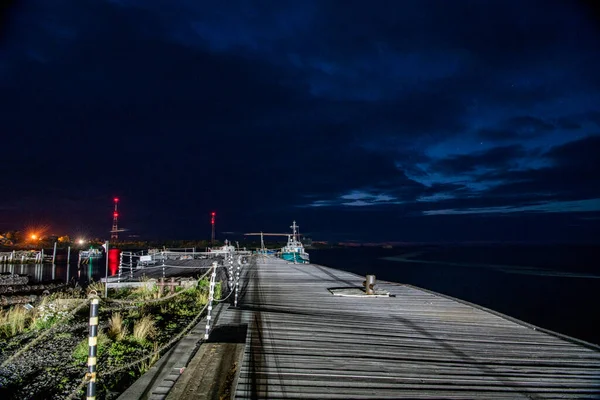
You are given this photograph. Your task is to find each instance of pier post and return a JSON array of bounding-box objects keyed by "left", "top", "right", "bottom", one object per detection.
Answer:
[
  {"left": 169, "top": 277, "right": 176, "bottom": 294},
  {"left": 118, "top": 252, "right": 122, "bottom": 284},
  {"left": 66, "top": 246, "right": 71, "bottom": 283},
  {"left": 158, "top": 278, "right": 164, "bottom": 296},
  {"left": 86, "top": 297, "right": 100, "bottom": 400},
  {"left": 104, "top": 241, "right": 109, "bottom": 298},
  {"left": 52, "top": 242, "right": 57, "bottom": 265},
  {"left": 204, "top": 262, "right": 217, "bottom": 340},
  {"left": 41, "top": 249, "right": 44, "bottom": 263},
  {"left": 234, "top": 257, "right": 241, "bottom": 307},
  {"left": 228, "top": 256, "right": 234, "bottom": 290}
]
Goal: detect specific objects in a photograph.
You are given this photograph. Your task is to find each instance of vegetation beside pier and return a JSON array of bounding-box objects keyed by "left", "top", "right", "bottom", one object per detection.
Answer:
[{"left": 0, "top": 277, "right": 221, "bottom": 400}]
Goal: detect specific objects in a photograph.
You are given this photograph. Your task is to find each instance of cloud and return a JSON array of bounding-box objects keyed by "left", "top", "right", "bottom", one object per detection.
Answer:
[
  {"left": 423, "top": 198, "right": 600, "bottom": 216},
  {"left": 429, "top": 145, "right": 527, "bottom": 175},
  {"left": 477, "top": 116, "right": 555, "bottom": 142},
  {"left": 417, "top": 135, "right": 600, "bottom": 216},
  {"left": 1, "top": 0, "right": 600, "bottom": 241}
]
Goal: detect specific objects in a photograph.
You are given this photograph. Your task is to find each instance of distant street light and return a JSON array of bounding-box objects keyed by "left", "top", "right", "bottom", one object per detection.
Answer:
[
  {"left": 78, "top": 239, "right": 85, "bottom": 245},
  {"left": 31, "top": 234, "right": 37, "bottom": 240}
]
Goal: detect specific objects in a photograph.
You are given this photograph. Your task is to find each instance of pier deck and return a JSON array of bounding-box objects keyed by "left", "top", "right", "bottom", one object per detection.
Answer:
[{"left": 211, "top": 256, "right": 600, "bottom": 399}]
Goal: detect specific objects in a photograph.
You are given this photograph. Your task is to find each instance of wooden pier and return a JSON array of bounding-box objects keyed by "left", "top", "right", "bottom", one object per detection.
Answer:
[{"left": 191, "top": 256, "right": 600, "bottom": 399}]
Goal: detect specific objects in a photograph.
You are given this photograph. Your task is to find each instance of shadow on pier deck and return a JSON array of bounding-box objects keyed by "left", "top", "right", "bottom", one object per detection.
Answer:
[
  {"left": 221, "top": 257, "right": 600, "bottom": 399},
  {"left": 134, "top": 256, "right": 600, "bottom": 399}
]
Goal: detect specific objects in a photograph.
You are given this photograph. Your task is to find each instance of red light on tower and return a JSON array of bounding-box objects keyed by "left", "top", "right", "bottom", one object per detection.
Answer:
[
  {"left": 211, "top": 211, "right": 216, "bottom": 244},
  {"left": 111, "top": 197, "right": 120, "bottom": 240}
]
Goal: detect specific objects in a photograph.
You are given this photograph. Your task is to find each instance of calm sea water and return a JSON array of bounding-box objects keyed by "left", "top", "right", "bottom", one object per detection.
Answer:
[
  {"left": 310, "top": 244, "right": 600, "bottom": 346},
  {"left": 0, "top": 249, "right": 121, "bottom": 284}
]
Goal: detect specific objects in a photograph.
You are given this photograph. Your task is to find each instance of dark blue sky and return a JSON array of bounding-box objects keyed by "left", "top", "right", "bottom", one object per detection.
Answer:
[{"left": 1, "top": 0, "right": 599, "bottom": 242}]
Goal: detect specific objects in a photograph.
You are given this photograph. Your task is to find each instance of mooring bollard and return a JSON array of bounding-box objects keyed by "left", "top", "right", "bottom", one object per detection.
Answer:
[
  {"left": 364, "top": 275, "right": 376, "bottom": 295},
  {"left": 86, "top": 297, "right": 100, "bottom": 400},
  {"left": 204, "top": 262, "right": 217, "bottom": 340}
]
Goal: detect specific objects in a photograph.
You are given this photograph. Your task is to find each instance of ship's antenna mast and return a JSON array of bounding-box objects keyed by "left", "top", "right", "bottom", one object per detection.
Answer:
[{"left": 290, "top": 221, "right": 299, "bottom": 241}]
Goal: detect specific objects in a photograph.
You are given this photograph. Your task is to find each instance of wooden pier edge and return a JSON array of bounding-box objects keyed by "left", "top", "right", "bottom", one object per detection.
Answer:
[{"left": 397, "top": 282, "right": 600, "bottom": 351}]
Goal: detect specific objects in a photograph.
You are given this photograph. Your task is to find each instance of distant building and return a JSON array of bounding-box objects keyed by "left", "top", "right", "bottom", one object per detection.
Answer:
[{"left": 301, "top": 237, "right": 313, "bottom": 248}]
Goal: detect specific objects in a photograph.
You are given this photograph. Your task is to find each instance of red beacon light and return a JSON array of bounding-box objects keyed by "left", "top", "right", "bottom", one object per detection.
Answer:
[
  {"left": 114, "top": 198, "right": 119, "bottom": 203},
  {"left": 114, "top": 212, "right": 119, "bottom": 217}
]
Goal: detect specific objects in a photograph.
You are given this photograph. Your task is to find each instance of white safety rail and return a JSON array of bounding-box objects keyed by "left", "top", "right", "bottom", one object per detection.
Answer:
[{"left": 0, "top": 250, "right": 46, "bottom": 264}]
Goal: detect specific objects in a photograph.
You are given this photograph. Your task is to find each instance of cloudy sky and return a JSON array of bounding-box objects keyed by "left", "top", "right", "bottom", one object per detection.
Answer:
[{"left": 1, "top": 0, "right": 599, "bottom": 242}]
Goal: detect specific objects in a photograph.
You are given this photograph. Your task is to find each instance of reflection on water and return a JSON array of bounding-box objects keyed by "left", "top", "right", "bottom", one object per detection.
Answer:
[{"left": 0, "top": 249, "right": 122, "bottom": 284}]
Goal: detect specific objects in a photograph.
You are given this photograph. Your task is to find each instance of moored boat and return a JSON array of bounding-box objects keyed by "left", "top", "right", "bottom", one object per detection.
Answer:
[{"left": 280, "top": 221, "right": 310, "bottom": 264}]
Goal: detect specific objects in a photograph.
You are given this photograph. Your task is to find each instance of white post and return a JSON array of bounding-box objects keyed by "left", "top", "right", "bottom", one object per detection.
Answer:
[
  {"left": 234, "top": 257, "right": 241, "bottom": 307},
  {"left": 104, "top": 241, "right": 109, "bottom": 298},
  {"left": 52, "top": 242, "right": 57, "bottom": 265},
  {"left": 66, "top": 246, "right": 71, "bottom": 283},
  {"left": 118, "top": 252, "right": 123, "bottom": 283},
  {"left": 204, "top": 262, "right": 217, "bottom": 340},
  {"left": 228, "top": 255, "right": 234, "bottom": 290}
]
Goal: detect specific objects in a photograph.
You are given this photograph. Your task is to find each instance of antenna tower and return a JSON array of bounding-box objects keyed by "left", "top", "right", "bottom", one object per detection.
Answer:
[
  {"left": 111, "top": 198, "right": 119, "bottom": 240},
  {"left": 211, "top": 212, "right": 216, "bottom": 245}
]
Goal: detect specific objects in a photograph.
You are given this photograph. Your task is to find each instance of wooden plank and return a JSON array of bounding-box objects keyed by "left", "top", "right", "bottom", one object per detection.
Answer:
[{"left": 213, "top": 256, "right": 600, "bottom": 399}]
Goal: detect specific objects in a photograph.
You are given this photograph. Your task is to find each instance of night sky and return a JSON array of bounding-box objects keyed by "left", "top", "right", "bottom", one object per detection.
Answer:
[{"left": 1, "top": 0, "right": 599, "bottom": 243}]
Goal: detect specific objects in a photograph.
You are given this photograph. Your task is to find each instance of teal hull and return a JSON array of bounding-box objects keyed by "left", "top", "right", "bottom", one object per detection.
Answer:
[{"left": 281, "top": 252, "right": 309, "bottom": 263}]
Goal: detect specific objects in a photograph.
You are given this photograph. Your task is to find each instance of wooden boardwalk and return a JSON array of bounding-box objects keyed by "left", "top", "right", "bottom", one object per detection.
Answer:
[{"left": 213, "top": 256, "right": 600, "bottom": 399}]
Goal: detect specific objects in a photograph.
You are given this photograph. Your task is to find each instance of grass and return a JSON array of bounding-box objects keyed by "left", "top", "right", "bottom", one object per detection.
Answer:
[
  {"left": 138, "top": 342, "right": 160, "bottom": 374},
  {"left": 86, "top": 280, "right": 105, "bottom": 297},
  {"left": 0, "top": 306, "right": 30, "bottom": 338},
  {"left": 107, "top": 312, "right": 128, "bottom": 341},
  {"left": 133, "top": 315, "right": 156, "bottom": 343},
  {"left": 131, "top": 278, "right": 159, "bottom": 300},
  {"left": 73, "top": 331, "right": 110, "bottom": 364}
]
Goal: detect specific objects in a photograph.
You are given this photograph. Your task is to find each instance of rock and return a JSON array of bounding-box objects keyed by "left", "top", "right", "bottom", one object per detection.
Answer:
[
  {"left": 0, "top": 274, "right": 29, "bottom": 286},
  {"left": 0, "top": 294, "right": 38, "bottom": 306}
]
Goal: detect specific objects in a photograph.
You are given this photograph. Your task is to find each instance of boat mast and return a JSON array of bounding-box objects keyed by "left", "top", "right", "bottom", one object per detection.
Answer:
[{"left": 290, "top": 221, "right": 299, "bottom": 242}]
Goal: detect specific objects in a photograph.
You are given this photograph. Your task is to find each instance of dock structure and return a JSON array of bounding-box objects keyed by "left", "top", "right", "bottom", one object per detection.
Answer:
[{"left": 185, "top": 256, "right": 600, "bottom": 399}]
